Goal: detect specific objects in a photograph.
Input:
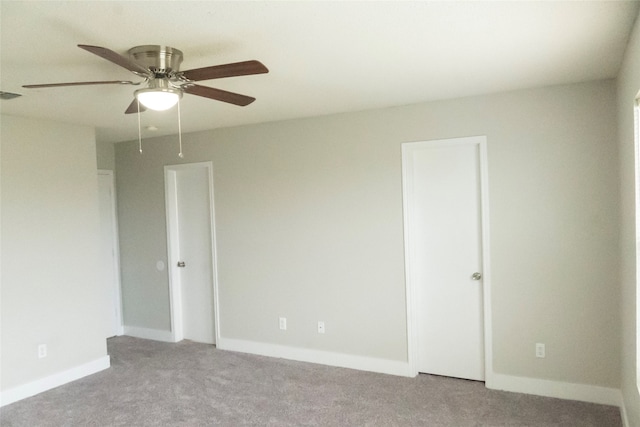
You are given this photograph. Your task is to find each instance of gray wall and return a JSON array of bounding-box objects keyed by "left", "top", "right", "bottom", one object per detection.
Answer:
[
  {"left": 617, "top": 8, "right": 640, "bottom": 426},
  {"left": 1, "top": 115, "right": 108, "bottom": 391},
  {"left": 116, "top": 79, "right": 619, "bottom": 388},
  {"left": 96, "top": 140, "right": 115, "bottom": 170}
]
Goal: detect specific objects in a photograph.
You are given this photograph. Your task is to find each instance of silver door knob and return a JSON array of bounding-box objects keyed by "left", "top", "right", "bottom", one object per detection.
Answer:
[
  {"left": 471, "top": 272, "right": 482, "bottom": 280},
  {"left": 177, "top": 261, "right": 186, "bottom": 268}
]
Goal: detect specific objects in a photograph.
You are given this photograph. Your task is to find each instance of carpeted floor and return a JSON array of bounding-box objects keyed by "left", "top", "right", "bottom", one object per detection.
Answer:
[{"left": 0, "top": 336, "right": 622, "bottom": 426}]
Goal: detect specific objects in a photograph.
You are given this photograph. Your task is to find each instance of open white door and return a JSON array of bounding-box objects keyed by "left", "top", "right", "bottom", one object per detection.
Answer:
[
  {"left": 165, "top": 162, "right": 219, "bottom": 344},
  {"left": 97, "top": 170, "right": 123, "bottom": 337}
]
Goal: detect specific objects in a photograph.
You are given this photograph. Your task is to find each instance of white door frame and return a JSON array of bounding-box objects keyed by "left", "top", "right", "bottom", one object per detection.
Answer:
[
  {"left": 164, "top": 161, "right": 220, "bottom": 344},
  {"left": 98, "top": 169, "right": 124, "bottom": 336},
  {"left": 401, "top": 136, "right": 493, "bottom": 382}
]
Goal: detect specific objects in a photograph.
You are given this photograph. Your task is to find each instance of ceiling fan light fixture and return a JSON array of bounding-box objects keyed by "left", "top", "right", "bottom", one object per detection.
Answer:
[
  {"left": 134, "top": 79, "right": 182, "bottom": 111},
  {"left": 135, "top": 88, "right": 182, "bottom": 111},
  {"left": 23, "top": 44, "right": 268, "bottom": 115}
]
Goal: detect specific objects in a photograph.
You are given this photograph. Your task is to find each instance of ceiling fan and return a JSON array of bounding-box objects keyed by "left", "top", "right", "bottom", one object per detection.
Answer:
[{"left": 23, "top": 44, "right": 269, "bottom": 114}]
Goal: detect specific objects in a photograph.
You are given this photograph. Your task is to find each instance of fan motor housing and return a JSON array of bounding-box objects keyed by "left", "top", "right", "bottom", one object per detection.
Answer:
[{"left": 128, "top": 45, "right": 183, "bottom": 75}]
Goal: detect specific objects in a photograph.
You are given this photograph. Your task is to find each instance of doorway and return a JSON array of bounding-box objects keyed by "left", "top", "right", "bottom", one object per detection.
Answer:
[
  {"left": 402, "top": 136, "right": 491, "bottom": 381},
  {"left": 165, "top": 162, "right": 219, "bottom": 344},
  {"left": 97, "top": 170, "right": 123, "bottom": 338}
]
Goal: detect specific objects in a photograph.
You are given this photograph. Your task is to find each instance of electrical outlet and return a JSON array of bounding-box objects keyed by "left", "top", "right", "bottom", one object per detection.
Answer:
[
  {"left": 38, "top": 344, "right": 47, "bottom": 359},
  {"left": 317, "top": 321, "right": 325, "bottom": 334},
  {"left": 279, "top": 317, "right": 287, "bottom": 330},
  {"left": 535, "top": 343, "right": 545, "bottom": 358}
]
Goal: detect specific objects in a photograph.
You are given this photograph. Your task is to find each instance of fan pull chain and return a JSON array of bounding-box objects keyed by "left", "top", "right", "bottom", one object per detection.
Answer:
[
  {"left": 177, "top": 97, "right": 184, "bottom": 158},
  {"left": 137, "top": 99, "right": 142, "bottom": 154}
]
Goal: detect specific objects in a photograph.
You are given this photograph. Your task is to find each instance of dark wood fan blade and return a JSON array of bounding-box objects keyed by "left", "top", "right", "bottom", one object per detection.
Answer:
[
  {"left": 181, "top": 60, "right": 268, "bottom": 81},
  {"left": 124, "top": 99, "right": 147, "bottom": 114},
  {"left": 183, "top": 84, "right": 256, "bottom": 106},
  {"left": 23, "top": 80, "right": 137, "bottom": 88},
  {"left": 78, "top": 44, "right": 149, "bottom": 75}
]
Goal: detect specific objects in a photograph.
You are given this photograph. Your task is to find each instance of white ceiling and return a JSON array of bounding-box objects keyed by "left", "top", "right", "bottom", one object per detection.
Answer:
[{"left": 1, "top": 1, "right": 638, "bottom": 143}]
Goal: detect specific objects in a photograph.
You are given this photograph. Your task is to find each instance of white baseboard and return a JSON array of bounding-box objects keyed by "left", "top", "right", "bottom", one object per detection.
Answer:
[
  {"left": 487, "top": 372, "right": 623, "bottom": 407},
  {"left": 217, "top": 337, "right": 411, "bottom": 377},
  {"left": 620, "top": 399, "right": 630, "bottom": 427},
  {"left": 123, "top": 325, "right": 175, "bottom": 342},
  {"left": 0, "top": 356, "right": 110, "bottom": 407}
]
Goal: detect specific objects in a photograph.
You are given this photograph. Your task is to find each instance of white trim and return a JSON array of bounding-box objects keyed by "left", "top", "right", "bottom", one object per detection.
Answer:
[
  {"left": 0, "top": 356, "right": 110, "bottom": 407},
  {"left": 123, "top": 325, "right": 176, "bottom": 343},
  {"left": 621, "top": 399, "right": 629, "bottom": 427},
  {"left": 402, "top": 143, "right": 417, "bottom": 376},
  {"left": 633, "top": 100, "right": 640, "bottom": 396},
  {"left": 208, "top": 165, "right": 222, "bottom": 346},
  {"left": 217, "top": 337, "right": 411, "bottom": 377},
  {"left": 401, "top": 136, "right": 492, "bottom": 380},
  {"left": 98, "top": 169, "right": 124, "bottom": 336},
  {"left": 164, "top": 168, "right": 183, "bottom": 343},
  {"left": 488, "top": 373, "right": 623, "bottom": 407},
  {"left": 478, "top": 138, "right": 493, "bottom": 385},
  {"left": 164, "top": 162, "right": 220, "bottom": 345}
]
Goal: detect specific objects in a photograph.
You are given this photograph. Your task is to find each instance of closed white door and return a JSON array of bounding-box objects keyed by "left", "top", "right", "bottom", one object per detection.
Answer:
[
  {"left": 97, "top": 171, "right": 122, "bottom": 338},
  {"left": 166, "top": 164, "right": 216, "bottom": 344},
  {"left": 403, "top": 137, "right": 486, "bottom": 381}
]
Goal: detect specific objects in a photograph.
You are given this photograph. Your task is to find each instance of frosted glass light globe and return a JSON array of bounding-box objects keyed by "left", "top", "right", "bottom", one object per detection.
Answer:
[{"left": 136, "top": 89, "right": 180, "bottom": 111}]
